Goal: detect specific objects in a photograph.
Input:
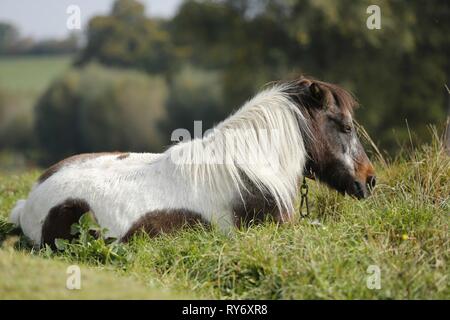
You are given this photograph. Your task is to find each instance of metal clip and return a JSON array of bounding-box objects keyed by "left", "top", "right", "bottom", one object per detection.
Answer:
[{"left": 299, "top": 176, "right": 310, "bottom": 217}]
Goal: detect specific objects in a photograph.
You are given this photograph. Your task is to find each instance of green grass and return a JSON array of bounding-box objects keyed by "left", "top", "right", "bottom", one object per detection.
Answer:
[
  {"left": 0, "top": 139, "right": 448, "bottom": 299},
  {"left": 0, "top": 247, "right": 182, "bottom": 299}
]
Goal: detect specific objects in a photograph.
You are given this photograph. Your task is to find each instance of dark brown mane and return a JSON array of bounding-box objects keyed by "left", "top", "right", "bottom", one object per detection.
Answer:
[
  {"left": 312, "top": 79, "right": 358, "bottom": 114},
  {"left": 282, "top": 76, "right": 358, "bottom": 114}
]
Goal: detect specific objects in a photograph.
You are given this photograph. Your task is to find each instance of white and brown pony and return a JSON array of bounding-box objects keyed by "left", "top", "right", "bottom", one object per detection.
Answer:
[{"left": 10, "top": 77, "right": 375, "bottom": 248}]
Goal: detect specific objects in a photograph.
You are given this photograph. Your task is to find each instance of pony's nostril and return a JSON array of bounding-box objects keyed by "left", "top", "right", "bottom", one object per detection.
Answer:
[
  {"left": 353, "top": 181, "right": 365, "bottom": 199},
  {"left": 367, "top": 175, "right": 376, "bottom": 189}
]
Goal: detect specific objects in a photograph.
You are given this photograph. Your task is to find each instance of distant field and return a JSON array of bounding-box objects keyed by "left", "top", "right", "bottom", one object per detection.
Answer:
[{"left": 0, "top": 55, "right": 72, "bottom": 105}]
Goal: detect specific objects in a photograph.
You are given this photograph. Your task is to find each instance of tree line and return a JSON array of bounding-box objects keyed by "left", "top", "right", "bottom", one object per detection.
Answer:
[{"left": 2, "top": 0, "right": 449, "bottom": 165}]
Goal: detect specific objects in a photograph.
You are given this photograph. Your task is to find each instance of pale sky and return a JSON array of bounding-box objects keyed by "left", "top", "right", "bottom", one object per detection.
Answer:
[{"left": 0, "top": 0, "right": 184, "bottom": 40}]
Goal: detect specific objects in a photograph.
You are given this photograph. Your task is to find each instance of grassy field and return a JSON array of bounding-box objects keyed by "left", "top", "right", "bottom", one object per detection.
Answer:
[
  {"left": 0, "top": 55, "right": 72, "bottom": 97},
  {"left": 0, "top": 138, "right": 448, "bottom": 299}
]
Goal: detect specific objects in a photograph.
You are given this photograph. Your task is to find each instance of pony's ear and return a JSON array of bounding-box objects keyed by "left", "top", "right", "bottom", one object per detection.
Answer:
[{"left": 309, "top": 83, "right": 323, "bottom": 102}]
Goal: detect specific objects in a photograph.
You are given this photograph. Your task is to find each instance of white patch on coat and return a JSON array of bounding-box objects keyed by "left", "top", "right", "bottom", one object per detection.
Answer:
[{"left": 341, "top": 113, "right": 358, "bottom": 174}]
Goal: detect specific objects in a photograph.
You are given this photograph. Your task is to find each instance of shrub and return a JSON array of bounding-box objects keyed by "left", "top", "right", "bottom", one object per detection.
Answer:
[
  {"left": 0, "top": 88, "right": 34, "bottom": 151},
  {"left": 164, "top": 65, "right": 226, "bottom": 137},
  {"left": 35, "top": 64, "right": 168, "bottom": 165}
]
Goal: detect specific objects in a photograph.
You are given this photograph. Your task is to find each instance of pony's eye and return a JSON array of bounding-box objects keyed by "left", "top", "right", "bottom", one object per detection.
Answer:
[
  {"left": 342, "top": 124, "right": 352, "bottom": 133},
  {"left": 329, "top": 115, "right": 352, "bottom": 133}
]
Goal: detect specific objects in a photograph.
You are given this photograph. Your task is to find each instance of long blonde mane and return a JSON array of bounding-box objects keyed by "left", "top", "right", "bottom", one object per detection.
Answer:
[{"left": 166, "top": 83, "right": 311, "bottom": 220}]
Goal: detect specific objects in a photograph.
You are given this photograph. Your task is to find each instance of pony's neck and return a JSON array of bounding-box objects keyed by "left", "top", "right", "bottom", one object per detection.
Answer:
[{"left": 168, "top": 84, "right": 310, "bottom": 217}]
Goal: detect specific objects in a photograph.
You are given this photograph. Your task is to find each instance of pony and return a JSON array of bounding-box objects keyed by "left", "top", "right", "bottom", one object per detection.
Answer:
[{"left": 9, "top": 76, "right": 376, "bottom": 248}]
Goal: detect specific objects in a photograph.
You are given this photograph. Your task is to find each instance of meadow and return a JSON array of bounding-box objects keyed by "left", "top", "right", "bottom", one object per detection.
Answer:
[
  {"left": 0, "top": 136, "right": 448, "bottom": 299},
  {"left": 0, "top": 55, "right": 72, "bottom": 97}
]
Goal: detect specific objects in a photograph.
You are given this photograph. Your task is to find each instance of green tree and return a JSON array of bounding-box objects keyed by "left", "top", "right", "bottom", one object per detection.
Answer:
[
  {"left": 75, "top": 0, "right": 173, "bottom": 74},
  {"left": 0, "top": 22, "right": 19, "bottom": 53},
  {"left": 170, "top": 0, "right": 450, "bottom": 153}
]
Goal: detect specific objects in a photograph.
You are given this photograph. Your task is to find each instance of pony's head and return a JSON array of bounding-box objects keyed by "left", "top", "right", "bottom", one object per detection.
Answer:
[{"left": 285, "top": 77, "right": 376, "bottom": 199}]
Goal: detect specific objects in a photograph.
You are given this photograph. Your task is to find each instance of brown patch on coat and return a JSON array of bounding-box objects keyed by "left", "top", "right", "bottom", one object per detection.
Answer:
[
  {"left": 121, "top": 209, "right": 209, "bottom": 242},
  {"left": 232, "top": 175, "right": 291, "bottom": 228},
  {"left": 116, "top": 153, "right": 130, "bottom": 160},
  {"left": 41, "top": 198, "right": 92, "bottom": 249},
  {"left": 38, "top": 152, "right": 123, "bottom": 183},
  {"left": 232, "top": 194, "right": 284, "bottom": 228}
]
